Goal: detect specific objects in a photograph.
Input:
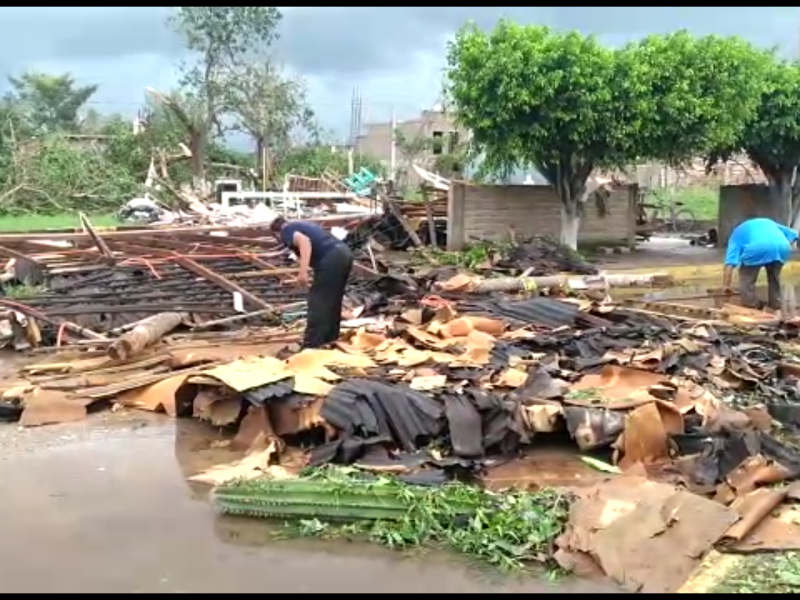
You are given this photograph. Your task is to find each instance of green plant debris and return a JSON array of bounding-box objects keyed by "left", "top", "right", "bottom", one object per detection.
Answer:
[
  {"left": 566, "top": 387, "right": 607, "bottom": 404},
  {"left": 710, "top": 552, "right": 800, "bottom": 593},
  {"left": 579, "top": 456, "right": 621, "bottom": 474},
  {"left": 427, "top": 240, "right": 516, "bottom": 271},
  {"left": 3, "top": 283, "right": 48, "bottom": 298},
  {"left": 213, "top": 467, "right": 570, "bottom": 571}
]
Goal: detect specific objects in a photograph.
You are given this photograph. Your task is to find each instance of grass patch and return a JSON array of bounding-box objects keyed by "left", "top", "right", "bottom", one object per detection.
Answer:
[
  {"left": 213, "top": 466, "right": 570, "bottom": 572},
  {"left": 710, "top": 552, "right": 800, "bottom": 593},
  {"left": 0, "top": 212, "right": 120, "bottom": 233},
  {"left": 647, "top": 185, "right": 719, "bottom": 222}
]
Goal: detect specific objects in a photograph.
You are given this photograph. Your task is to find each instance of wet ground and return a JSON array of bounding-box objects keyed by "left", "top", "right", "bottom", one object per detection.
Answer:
[
  {"left": 0, "top": 414, "right": 623, "bottom": 594},
  {"left": 599, "top": 235, "right": 721, "bottom": 269},
  {"left": 636, "top": 276, "right": 800, "bottom": 315}
]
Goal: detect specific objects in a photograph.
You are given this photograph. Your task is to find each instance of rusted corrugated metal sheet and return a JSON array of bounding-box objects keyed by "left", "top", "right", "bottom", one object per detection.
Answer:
[{"left": 465, "top": 297, "right": 612, "bottom": 329}]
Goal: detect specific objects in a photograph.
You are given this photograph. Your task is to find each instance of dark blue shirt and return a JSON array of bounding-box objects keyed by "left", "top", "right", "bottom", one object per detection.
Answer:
[
  {"left": 280, "top": 221, "right": 339, "bottom": 268},
  {"left": 725, "top": 218, "right": 798, "bottom": 268}
]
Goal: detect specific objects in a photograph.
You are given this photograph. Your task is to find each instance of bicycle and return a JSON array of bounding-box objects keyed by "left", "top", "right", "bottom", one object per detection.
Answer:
[{"left": 639, "top": 189, "right": 697, "bottom": 235}]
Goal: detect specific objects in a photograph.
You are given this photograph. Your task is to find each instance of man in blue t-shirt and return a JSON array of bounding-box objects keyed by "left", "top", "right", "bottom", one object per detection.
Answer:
[
  {"left": 723, "top": 217, "right": 798, "bottom": 310},
  {"left": 269, "top": 216, "right": 354, "bottom": 348}
]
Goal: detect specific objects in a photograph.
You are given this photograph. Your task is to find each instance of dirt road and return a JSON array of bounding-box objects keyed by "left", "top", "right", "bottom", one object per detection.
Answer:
[{"left": 0, "top": 415, "right": 622, "bottom": 594}]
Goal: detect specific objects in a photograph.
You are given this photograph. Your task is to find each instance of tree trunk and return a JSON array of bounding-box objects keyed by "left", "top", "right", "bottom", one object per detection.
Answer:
[
  {"left": 108, "top": 312, "right": 187, "bottom": 361},
  {"left": 539, "top": 159, "right": 591, "bottom": 251},
  {"left": 189, "top": 130, "right": 206, "bottom": 189},
  {"left": 560, "top": 202, "right": 580, "bottom": 250},
  {"left": 469, "top": 273, "right": 673, "bottom": 294}
]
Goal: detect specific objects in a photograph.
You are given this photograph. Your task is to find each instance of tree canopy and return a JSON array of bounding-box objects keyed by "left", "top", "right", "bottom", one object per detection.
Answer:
[
  {"left": 0, "top": 7, "right": 374, "bottom": 216},
  {"left": 446, "top": 21, "right": 774, "bottom": 248},
  {"left": 4, "top": 72, "right": 98, "bottom": 135},
  {"left": 708, "top": 60, "right": 800, "bottom": 227}
]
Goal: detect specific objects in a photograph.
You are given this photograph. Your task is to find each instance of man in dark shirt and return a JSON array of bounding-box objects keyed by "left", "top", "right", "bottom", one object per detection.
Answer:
[{"left": 269, "top": 216, "right": 354, "bottom": 348}]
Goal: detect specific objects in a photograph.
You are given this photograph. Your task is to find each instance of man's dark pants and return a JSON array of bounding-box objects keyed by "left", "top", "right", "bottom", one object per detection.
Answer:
[
  {"left": 303, "top": 244, "right": 354, "bottom": 348},
  {"left": 739, "top": 261, "right": 783, "bottom": 310}
]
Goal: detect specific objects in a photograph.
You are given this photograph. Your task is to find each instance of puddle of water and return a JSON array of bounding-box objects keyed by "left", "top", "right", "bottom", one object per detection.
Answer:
[
  {"left": 0, "top": 418, "right": 623, "bottom": 594},
  {"left": 613, "top": 276, "right": 800, "bottom": 314}
]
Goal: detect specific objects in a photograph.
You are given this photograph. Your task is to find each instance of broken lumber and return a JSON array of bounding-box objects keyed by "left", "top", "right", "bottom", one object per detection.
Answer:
[{"left": 108, "top": 311, "right": 187, "bottom": 361}]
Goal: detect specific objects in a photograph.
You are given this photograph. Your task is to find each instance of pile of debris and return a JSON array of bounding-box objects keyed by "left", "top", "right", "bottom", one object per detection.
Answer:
[
  {"left": 2, "top": 289, "right": 800, "bottom": 590},
  {"left": 0, "top": 211, "right": 666, "bottom": 352},
  {"left": 0, "top": 219, "right": 402, "bottom": 349},
  {"left": 493, "top": 235, "right": 598, "bottom": 276}
]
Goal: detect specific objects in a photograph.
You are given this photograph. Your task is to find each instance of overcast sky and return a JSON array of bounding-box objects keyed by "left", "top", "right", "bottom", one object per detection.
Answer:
[{"left": 0, "top": 6, "right": 798, "bottom": 142}]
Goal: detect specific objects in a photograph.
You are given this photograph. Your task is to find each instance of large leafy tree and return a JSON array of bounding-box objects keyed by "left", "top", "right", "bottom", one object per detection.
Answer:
[
  {"left": 629, "top": 32, "right": 770, "bottom": 164},
  {"left": 167, "top": 7, "right": 283, "bottom": 184},
  {"left": 446, "top": 23, "right": 769, "bottom": 249},
  {"left": 5, "top": 72, "right": 97, "bottom": 135},
  {"left": 708, "top": 59, "right": 800, "bottom": 227},
  {"left": 446, "top": 23, "right": 643, "bottom": 248}
]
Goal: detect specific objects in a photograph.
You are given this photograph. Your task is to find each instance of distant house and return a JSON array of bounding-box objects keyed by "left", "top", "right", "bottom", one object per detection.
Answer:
[{"left": 355, "top": 109, "right": 467, "bottom": 186}]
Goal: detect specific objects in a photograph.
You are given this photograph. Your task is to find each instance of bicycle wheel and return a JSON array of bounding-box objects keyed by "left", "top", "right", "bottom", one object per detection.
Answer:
[
  {"left": 671, "top": 209, "right": 697, "bottom": 234},
  {"left": 649, "top": 208, "right": 668, "bottom": 233}
]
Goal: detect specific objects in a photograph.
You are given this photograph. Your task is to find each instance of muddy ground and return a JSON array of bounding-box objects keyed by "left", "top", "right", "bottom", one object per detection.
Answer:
[{"left": 0, "top": 413, "right": 624, "bottom": 594}]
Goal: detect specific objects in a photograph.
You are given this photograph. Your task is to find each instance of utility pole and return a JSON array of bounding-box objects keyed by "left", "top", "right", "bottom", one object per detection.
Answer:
[{"left": 389, "top": 105, "right": 397, "bottom": 183}]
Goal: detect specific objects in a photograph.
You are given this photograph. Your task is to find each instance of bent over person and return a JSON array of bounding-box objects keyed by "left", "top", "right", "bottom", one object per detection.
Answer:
[
  {"left": 723, "top": 217, "right": 798, "bottom": 311},
  {"left": 269, "top": 216, "right": 354, "bottom": 348}
]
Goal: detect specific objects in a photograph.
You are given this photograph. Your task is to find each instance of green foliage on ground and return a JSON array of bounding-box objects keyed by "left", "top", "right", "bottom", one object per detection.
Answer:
[
  {"left": 214, "top": 466, "right": 570, "bottom": 572},
  {"left": 0, "top": 212, "right": 119, "bottom": 232},
  {"left": 710, "top": 552, "right": 800, "bottom": 593}
]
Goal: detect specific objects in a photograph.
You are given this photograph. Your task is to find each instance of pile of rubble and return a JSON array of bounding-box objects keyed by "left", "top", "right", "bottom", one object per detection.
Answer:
[
  {"left": 0, "top": 219, "right": 399, "bottom": 348},
  {"left": 2, "top": 281, "right": 800, "bottom": 590},
  {"left": 4, "top": 215, "right": 800, "bottom": 592}
]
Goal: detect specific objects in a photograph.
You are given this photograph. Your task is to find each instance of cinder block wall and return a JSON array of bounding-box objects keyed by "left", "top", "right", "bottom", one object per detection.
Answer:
[
  {"left": 446, "top": 183, "right": 637, "bottom": 251},
  {"left": 717, "top": 184, "right": 781, "bottom": 246}
]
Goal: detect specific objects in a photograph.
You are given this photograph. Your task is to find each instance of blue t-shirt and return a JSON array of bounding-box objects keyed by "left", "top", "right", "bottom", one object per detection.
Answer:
[
  {"left": 725, "top": 218, "right": 798, "bottom": 267},
  {"left": 280, "top": 221, "right": 339, "bottom": 268}
]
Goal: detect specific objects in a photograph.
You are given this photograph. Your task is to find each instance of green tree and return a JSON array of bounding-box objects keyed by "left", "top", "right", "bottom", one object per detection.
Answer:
[
  {"left": 446, "top": 23, "right": 769, "bottom": 248},
  {"left": 5, "top": 72, "right": 98, "bottom": 135},
  {"left": 167, "top": 7, "right": 283, "bottom": 184},
  {"left": 708, "top": 59, "right": 800, "bottom": 227},
  {"left": 222, "top": 60, "right": 317, "bottom": 187},
  {"left": 629, "top": 32, "right": 770, "bottom": 164},
  {"left": 446, "top": 23, "right": 639, "bottom": 248}
]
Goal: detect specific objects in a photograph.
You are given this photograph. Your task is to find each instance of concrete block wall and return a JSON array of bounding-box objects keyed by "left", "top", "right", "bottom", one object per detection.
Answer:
[
  {"left": 717, "top": 184, "right": 780, "bottom": 246},
  {"left": 446, "top": 183, "right": 637, "bottom": 251}
]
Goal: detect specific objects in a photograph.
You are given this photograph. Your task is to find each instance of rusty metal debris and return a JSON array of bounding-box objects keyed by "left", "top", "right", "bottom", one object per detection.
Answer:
[
  {"left": 2, "top": 218, "right": 799, "bottom": 592},
  {"left": 0, "top": 219, "right": 383, "bottom": 347}
]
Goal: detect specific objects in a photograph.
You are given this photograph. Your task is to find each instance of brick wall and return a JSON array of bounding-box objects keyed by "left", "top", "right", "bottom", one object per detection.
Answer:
[{"left": 447, "top": 183, "right": 637, "bottom": 251}]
